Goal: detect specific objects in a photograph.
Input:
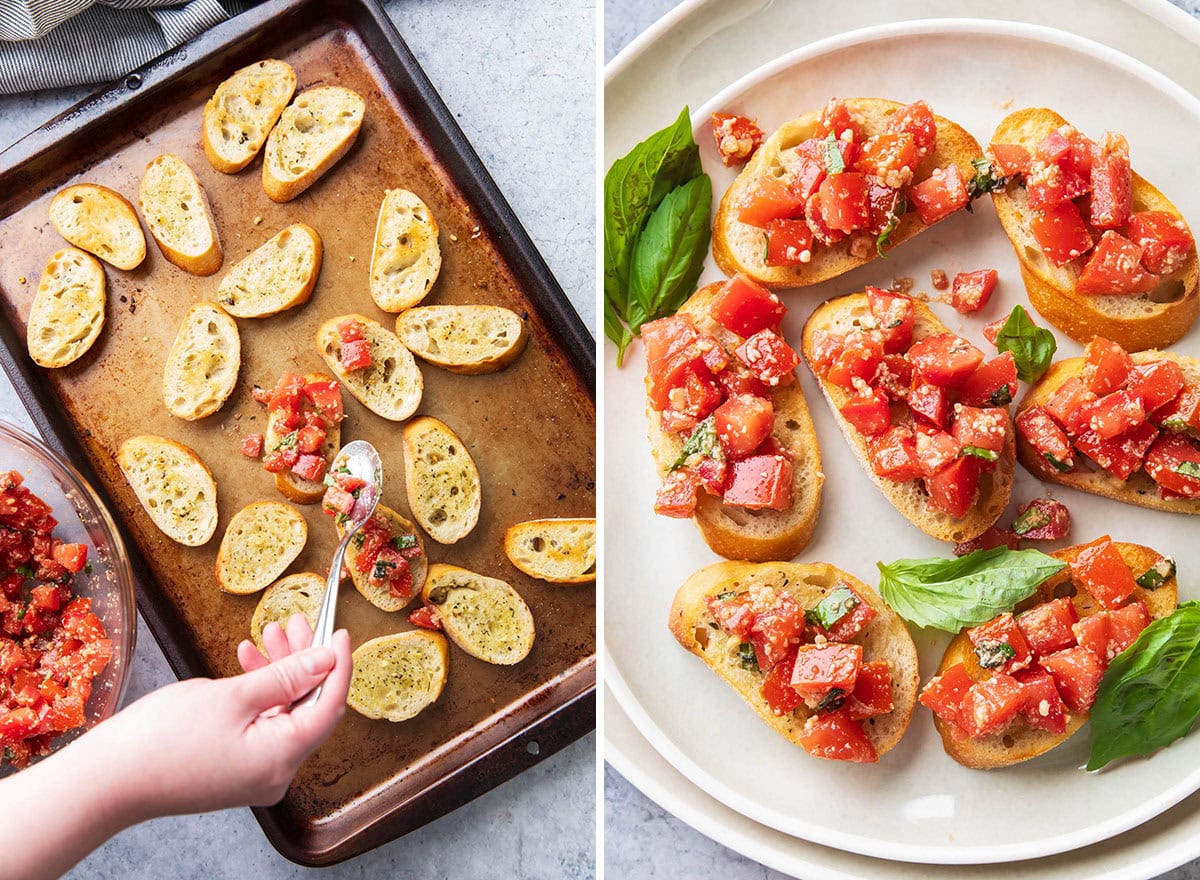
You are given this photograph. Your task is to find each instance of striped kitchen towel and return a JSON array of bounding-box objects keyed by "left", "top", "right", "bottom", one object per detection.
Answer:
[{"left": 0, "top": 0, "right": 250, "bottom": 94}]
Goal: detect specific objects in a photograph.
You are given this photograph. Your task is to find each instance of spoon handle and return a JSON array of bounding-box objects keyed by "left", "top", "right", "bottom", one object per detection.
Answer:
[{"left": 303, "top": 531, "right": 351, "bottom": 706}]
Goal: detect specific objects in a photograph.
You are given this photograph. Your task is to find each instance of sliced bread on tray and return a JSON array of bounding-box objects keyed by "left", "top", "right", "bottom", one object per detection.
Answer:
[
  {"left": 394, "top": 304, "right": 527, "bottom": 374},
  {"left": 26, "top": 247, "right": 106, "bottom": 369},
  {"left": 402, "top": 416, "right": 480, "bottom": 544},
  {"left": 347, "top": 630, "right": 448, "bottom": 722},
  {"left": 162, "top": 302, "right": 241, "bottom": 421},
  {"left": 202, "top": 59, "right": 296, "bottom": 174},
  {"left": 138, "top": 154, "right": 223, "bottom": 276},
  {"left": 504, "top": 518, "right": 596, "bottom": 584},
  {"left": 48, "top": 183, "right": 145, "bottom": 271},
  {"left": 369, "top": 188, "right": 441, "bottom": 312},
  {"left": 117, "top": 435, "right": 218, "bottom": 546},
  {"left": 215, "top": 500, "right": 307, "bottom": 595},
  {"left": 262, "top": 85, "right": 365, "bottom": 202},
  {"left": 314, "top": 314, "right": 423, "bottom": 421},
  {"left": 250, "top": 571, "right": 326, "bottom": 649},
  {"left": 216, "top": 223, "right": 322, "bottom": 318},
  {"left": 421, "top": 563, "right": 535, "bottom": 665},
  {"left": 337, "top": 504, "right": 427, "bottom": 612}
]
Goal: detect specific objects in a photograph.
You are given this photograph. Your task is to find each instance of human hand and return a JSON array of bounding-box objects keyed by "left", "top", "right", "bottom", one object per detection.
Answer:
[{"left": 93, "top": 614, "right": 352, "bottom": 821}]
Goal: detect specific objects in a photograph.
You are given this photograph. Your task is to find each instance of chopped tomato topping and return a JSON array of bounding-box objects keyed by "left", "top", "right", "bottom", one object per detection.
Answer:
[
  {"left": 240, "top": 433, "right": 264, "bottom": 459},
  {"left": 1074, "top": 422, "right": 1159, "bottom": 481},
  {"left": 1031, "top": 200, "right": 1093, "bottom": 266},
  {"left": 1143, "top": 433, "right": 1200, "bottom": 498},
  {"left": 789, "top": 138, "right": 830, "bottom": 201},
  {"left": 1127, "top": 211, "right": 1193, "bottom": 276},
  {"left": 339, "top": 338, "right": 371, "bottom": 372},
  {"left": 735, "top": 331, "right": 799, "bottom": 387},
  {"left": 1086, "top": 390, "right": 1146, "bottom": 440},
  {"left": 855, "top": 132, "right": 919, "bottom": 186},
  {"left": 50, "top": 544, "right": 87, "bottom": 575},
  {"left": 722, "top": 455, "right": 793, "bottom": 510},
  {"left": 1076, "top": 231, "right": 1159, "bottom": 296},
  {"left": 291, "top": 454, "right": 327, "bottom": 483},
  {"left": 906, "top": 333, "right": 983, "bottom": 389},
  {"left": 988, "top": 142, "right": 1031, "bottom": 177},
  {"left": 711, "top": 113, "right": 765, "bottom": 166},
  {"left": 1017, "top": 406, "right": 1074, "bottom": 470},
  {"left": 867, "top": 426, "right": 924, "bottom": 482},
  {"left": 952, "top": 406, "right": 1008, "bottom": 457},
  {"left": 1044, "top": 378, "right": 1097, "bottom": 429},
  {"left": 925, "top": 455, "right": 979, "bottom": 519},
  {"left": 865, "top": 287, "right": 915, "bottom": 354},
  {"left": 1156, "top": 383, "right": 1200, "bottom": 433},
  {"left": 915, "top": 429, "right": 962, "bottom": 476},
  {"left": 886, "top": 101, "right": 937, "bottom": 156},
  {"left": 738, "top": 176, "right": 805, "bottom": 228},
  {"left": 749, "top": 593, "right": 806, "bottom": 672},
  {"left": 642, "top": 316, "right": 712, "bottom": 410},
  {"left": 1026, "top": 159, "right": 1089, "bottom": 210},
  {"left": 797, "top": 708, "right": 878, "bottom": 763},
  {"left": 408, "top": 605, "right": 442, "bottom": 631},
  {"left": 760, "top": 650, "right": 804, "bottom": 716},
  {"left": 817, "top": 172, "right": 872, "bottom": 233},
  {"left": 950, "top": 269, "right": 998, "bottom": 314},
  {"left": 814, "top": 98, "right": 862, "bottom": 142},
  {"left": 840, "top": 385, "right": 891, "bottom": 436},
  {"left": 953, "top": 526, "right": 1020, "bottom": 557},
  {"left": 959, "top": 353, "right": 1018, "bottom": 408},
  {"left": 1012, "top": 497, "right": 1071, "bottom": 541},
  {"left": 653, "top": 470, "right": 701, "bottom": 518},
  {"left": 1107, "top": 600, "right": 1151, "bottom": 656},
  {"left": 711, "top": 275, "right": 786, "bottom": 337},
  {"left": 920, "top": 663, "right": 974, "bottom": 739},
  {"left": 1016, "top": 597, "right": 1078, "bottom": 656},
  {"left": 790, "top": 642, "right": 862, "bottom": 700},
  {"left": 845, "top": 660, "right": 893, "bottom": 720},
  {"left": 808, "top": 331, "right": 845, "bottom": 374},
  {"left": 825, "top": 333, "right": 883, "bottom": 390},
  {"left": 1072, "top": 613, "right": 1112, "bottom": 663},
  {"left": 822, "top": 592, "right": 878, "bottom": 643},
  {"left": 1088, "top": 132, "right": 1132, "bottom": 229},
  {"left": 296, "top": 425, "right": 326, "bottom": 455},
  {"left": 713, "top": 394, "right": 774, "bottom": 460},
  {"left": 1039, "top": 646, "right": 1104, "bottom": 713},
  {"left": 907, "top": 164, "right": 969, "bottom": 225},
  {"left": 1013, "top": 667, "right": 1068, "bottom": 734},
  {"left": 1070, "top": 537, "right": 1138, "bottom": 611},
  {"left": 959, "top": 673, "right": 1025, "bottom": 738},
  {"left": 1081, "top": 337, "right": 1132, "bottom": 395},
  {"left": 765, "top": 218, "right": 815, "bottom": 267},
  {"left": 967, "top": 613, "right": 1032, "bottom": 675},
  {"left": 321, "top": 485, "right": 356, "bottom": 517},
  {"left": 1126, "top": 360, "right": 1185, "bottom": 413}
]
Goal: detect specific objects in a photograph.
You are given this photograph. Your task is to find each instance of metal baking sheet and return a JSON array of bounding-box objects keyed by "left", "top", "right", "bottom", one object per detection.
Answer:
[{"left": 0, "top": 0, "right": 595, "bottom": 864}]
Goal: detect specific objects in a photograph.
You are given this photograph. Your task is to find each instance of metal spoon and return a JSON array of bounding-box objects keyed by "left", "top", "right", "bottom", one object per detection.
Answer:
[{"left": 304, "top": 440, "right": 382, "bottom": 705}]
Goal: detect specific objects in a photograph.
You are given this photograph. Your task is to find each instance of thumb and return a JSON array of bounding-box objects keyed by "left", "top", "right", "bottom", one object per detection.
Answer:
[{"left": 233, "top": 646, "right": 336, "bottom": 712}]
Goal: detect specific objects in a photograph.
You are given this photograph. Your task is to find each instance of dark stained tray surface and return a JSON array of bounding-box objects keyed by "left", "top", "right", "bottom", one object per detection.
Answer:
[{"left": 0, "top": 0, "right": 595, "bottom": 865}]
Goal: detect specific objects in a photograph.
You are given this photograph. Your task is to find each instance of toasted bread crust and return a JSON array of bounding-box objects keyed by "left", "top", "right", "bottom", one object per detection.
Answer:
[
  {"left": 647, "top": 283, "right": 823, "bottom": 562},
  {"left": 314, "top": 314, "right": 423, "bottom": 422},
  {"left": 138, "top": 154, "right": 223, "bottom": 276},
  {"left": 402, "top": 416, "right": 481, "bottom": 544},
  {"left": 215, "top": 501, "right": 307, "bottom": 595},
  {"left": 202, "top": 59, "right": 296, "bottom": 174},
  {"left": 26, "top": 247, "right": 106, "bottom": 369},
  {"left": 421, "top": 563, "right": 535, "bottom": 665},
  {"left": 802, "top": 293, "right": 1014, "bottom": 543},
  {"left": 933, "top": 540, "right": 1178, "bottom": 769},
  {"left": 503, "top": 518, "right": 596, "bottom": 584},
  {"left": 347, "top": 630, "right": 448, "bottom": 722},
  {"left": 48, "top": 183, "right": 146, "bottom": 271},
  {"left": 1016, "top": 353, "right": 1200, "bottom": 514},
  {"left": 713, "top": 98, "right": 982, "bottom": 288},
  {"left": 369, "top": 188, "right": 441, "bottom": 312},
  {"left": 990, "top": 108, "right": 1199, "bottom": 352},
  {"left": 262, "top": 86, "right": 365, "bottom": 202},
  {"left": 116, "top": 435, "right": 218, "bottom": 547},
  {"left": 216, "top": 223, "right": 323, "bottom": 319},
  {"left": 668, "top": 560, "right": 919, "bottom": 758},
  {"left": 162, "top": 302, "right": 241, "bottom": 421},
  {"left": 394, "top": 305, "right": 528, "bottom": 374}
]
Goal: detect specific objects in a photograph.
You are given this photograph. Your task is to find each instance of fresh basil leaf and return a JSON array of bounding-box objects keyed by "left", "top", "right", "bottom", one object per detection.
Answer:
[
  {"left": 279, "top": 431, "right": 298, "bottom": 449},
  {"left": 669, "top": 415, "right": 723, "bottom": 471},
  {"left": 627, "top": 174, "right": 713, "bottom": 331},
  {"left": 877, "top": 547, "right": 1066, "bottom": 632},
  {"left": 816, "top": 688, "right": 847, "bottom": 713},
  {"left": 1045, "top": 452, "right": 1072, "bottom": 472},
  {"left": 14, "top": 563, "right": 34, "bottom": 579},
  {"left": 1176, "top": 461, "right": 1200, "bottom": 479},
  {"left": 1013, "top": 505, "right": 1051, "bottom": 536},
  {"left": 966, "top": 157, "right": 1009, "bottom": 201},
  {"left": 961, "top": 445, "right": 999, "bottom": 462},
  {"left": 716, "top": 590, "right": 738, "bottom": 601},
  {"left": 392, "top": 534, "right": 418, "bottom": 551},
  {"left": 738, "top": 642, "right": 759, "bottom": 672},
  {"left": 975, "top": 640, "right": 1016, "bottom": 669},
  {"left": 823, "top": 132, "right": 845, "bottom": 174},
  {"left": 15, "top": 605, "right": 26, "bottom": 621},
  {"left": 995, "top": 305, "right": 1057, "bottom": 384},
  {"left": 605, "top": 307, "right": 635, "bottom": 366},
  {"left": 1088, "top": 602, "right": 1200, "bottom": 770},
  {"left": 875, "top": 193, "right": 906, "bottom": 258},
  {"left": 1162, "top": 418, "right": 1197, "bottom": 436},
  {"left": 989, "top": 385, "right": 1013, "bottom": 406},
  {"left": 807, "top": 587, "right": 860, "bottom": 629},
  {"left": 1136, "top": 557, "right": 1176, "bottom": 591}
]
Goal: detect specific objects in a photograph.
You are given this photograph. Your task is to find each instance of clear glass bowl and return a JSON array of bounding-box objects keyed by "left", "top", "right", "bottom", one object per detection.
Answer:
[{"left": 0, "top": 420, "right": 136, "bottom": 774}]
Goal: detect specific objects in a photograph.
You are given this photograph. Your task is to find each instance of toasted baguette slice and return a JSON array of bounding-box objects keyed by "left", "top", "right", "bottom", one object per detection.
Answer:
[
  {"left": 991, "top": 108, "right": 1199, "bottom": 352},
  {"left": 262, "top": 86, "right": 365, "bottom": 202},
  {"left": 162, "top": 302, "right": 240, "bottom": 421},
  {"left": 215, "top": 501, "right": 307, "bottom": 595},
  {"left": 504, "top": 518, "right": 595, "bottom": 584},
  {"left": 370, "top": 189, "right": 441, "bottom": 312},
  {"left": 1016, "top": 352, "right": 1200, "bottom": 514},
  {"left": 264, "top": 371, "right": 341, "bottom": 504},
  {"left": 347, "top": 630, "right": 448, "bottom": 722},
  {"left": 933, "top": 540, "right": 1177, "bottom": 769},
  {"left": 251, "top": 572, "right": 326, "bottom": 649},
  {"left": 138, "top": 154, "right": 223, "bottom": 276},
  {"left": 117, "top": 435, "right": 218, "bottom": 546},
  {"left": 314, "top": 314, "right": 423, "bottom": 421},
  {"left": 713, "top": 98, "right": 982, "bottom": 288},
  {"left": 202, "top": 59, "right": 296, "bottom": 174},
  {"left": 669, "top": 560, "right": 919, "bottom": 759},
  {"left": 402, "top": 416, "right": 481, "bottom": 544},
  {"left": 394, "top": 305, "right": 527, "bottom": 374},
  {"left": 647, "top": 283, "right": 822, "bottom": 561},
  {"left": 48, "top": 184, "right": 145, "bottom": 271},
  {"left": 216, "top": 224, "right": 322, "bottom": 318},
  {"left": 421, "top": 564, "right": 535, "bottom": 665},
  {"left": 337, "top": 504, "right": 427, "bottom": 612},
  {"left": 802, "top": 293, "right": 1014, "bottom": 544},
  {"left": 26, "top": 248, "right": 106, "bottom": 369}
]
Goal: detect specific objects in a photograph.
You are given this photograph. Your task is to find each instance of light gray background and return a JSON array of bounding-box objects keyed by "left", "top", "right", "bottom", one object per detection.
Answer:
[
  {"left": 603, "top": 1, "right": 1200, "bottom": 878},
  {"left": 0, "top": 1, "right": 595, "bottom": 877}
]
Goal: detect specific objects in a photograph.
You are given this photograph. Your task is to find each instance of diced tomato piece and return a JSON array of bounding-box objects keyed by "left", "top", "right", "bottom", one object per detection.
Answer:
[
  {"left": 1012, "top": 497, "right": 1071, "bottom": 541},
  {"left": 337, "top": 319, "right": 364, "bottom": 343},
  {"left": 1074, "top": 421, "right": 1159, "bottom": 480},
  {"left": 817, "top": 172, "right": 872, "bottom": 233},
  {"left": 959, "top": 673, "right": 1025, "bottom": 737},
  {"left": 710, "top": 277, "right": 784, "bottom": 340},
  {"left": 803, "top": 192, "right": 846, "bottom": 246},
  {"left": 304, "top": 379, "right": 343, "bottom": 423},
  {"left": 1077, "top": 231, "right": 1159, "bottom": 296},
  {"left": 267, "top": 371, "right": 306, "bottom": 413},
  {"left": 642, "top": 316, "right": 706, "bottom": 410},
  {"left": 1043, "top": 381, "right": 1095, "bottom": 434},
  {"left": 1026, "top": 160, "right": 1090, "bottom": 210},
  {"left": 291, "top": 454, "right": 327, "bottom": 483},
  {"left": 738, "top": 176, "right": 806, "bottom": 228},
  {"left": 988, "top": 142, "right": 1032, "bottom": 177},
  {"left": 671, "top": 368, "right": 724, "bottom": 421},
  {"left": 1017, "top": 597, "right": 1078, "bottom": 657},
  {"left": 790, "top": 642, "right": 862, "bottom": 701},
  {"left": 846, "top": 660, "right": 893, "bottom": 720},
  {"left": 760, "top": 650, "right": 804, "bottom": 716},
  {"left": 1039, "top": 646, "right": 1104, "bottom": 713},
  {"left": 915, "top": 428, "right": 962, "bottom": 476},
  {"left": 798, "top": 708, "right": 877, "bottom": 763},
  {"left": 261, "top": 447, "right": 296, "bottom": 474},
  {"left": 1072, "top": 613, "right": 1112, "bottom": 663},
  {"left": 1088, "top": 132, "right": 1132, "bottom": 229},
  {"left": 764, "top": 218, "right": 814, "bottom": 267},
  {"left": 321, "top": 485, "right": 356, "bottom": 518},
  {"left": 867, "top": 426, "right": 923, "bottom": 482},
  {"left": 1031, "top": 200, "right": 1093, "bottom": 266},
  {"left": 814, "top": 98, "right": 862, "bottom": 142},
  {"left": 706, "top": 592, "right": 755, "bottom": 640},
  {"left": 789, "top": 138, "right": 829, "bottom": 201},
  {"left": 960, "top": 353, "right": 1018, "bottom": 408},
  {"left": 855, "top": 133, "right": 919, "bottom": 186},
  {"left": 920, "top": 663, "right": 975, "bottom": 738},
  {"left": 840, "top": 385, "right": 891, "bottom": 436},
  {"left": 952, "top": 406, "right": 1008, "bottom": 456},
  {"left": 808, "top": 331, "right": 845, "bottom": 374},
  {"left": 954, "top": 526, "right": 1020, "bottom": 557},
  {"left": 925, "top": 455, "right": 980, "bottom": 518},
  {"left": 967, "top": 613, "right": 1032, "bottom": 675},
  {"left": 296, "top": 425, "right": 326, "bottom": 455},
  {"left": 887, "top": 100, "right": 937, "bottom": 155},
  {"left": 339, "top": 338, "right": 371, "bottom": 371},
  {"left": 714, "top": 363, "right": 767, "bottom": 400},
  {"left": 908, "top": 164, "right": 969, "bottom": 225},
  {"left": 1017, "top": 406, "right": 1074, "bottom": 470},
  {"left": 713, "top": 394, "right": 774, "bottom": 460},
  {"left": 1013, "top": 667, "right": 1068, "bottom": 734},
  {"left": 1034, "top": 129, "right": 1072, "bottom": 165},
  {"left": 865, "top": 177, "right": 902, "bottom": 234},
  {"left": 908, "top": 376, "right": 951, "bottom": 428},
  {"left": 983, "top": 317, "right": 1007, "bottom": 346},
  {"left": 950, "top": 269, "right": 999, "bottom": 314},
  {"left": 240, "top": 433, "right": 264, "bottom": 458},
  {"left": 823, "top": 593, "right": 878, "bottom": 643},
  {"left": 1156, "top": 383, "right": 1200, "bottom": 434},
  {"left": 692, "top": 457, "right": 729, "bottom": 495},
  {"left": 1086, "top": 390, "right": 1146, "bottom": 440},
  {"left": 1128, "top": 211, "right": 1194, "bottom": 276},
  {"left": 0, "top": 707, "right": 39, "bottom": 741},
  {"left": 1143, "top": 432, "right": 1200, "bottom": 497},
  {"left": 907, "top": 333, "right": 984, "bottom": 389},
  {"left": 1081, "top": 337, "right": 1132, "bottom": 395},
  {"left": 723, "top": 455, "right": 793, "bottom": 510},
  {"left": 1126, "top": 360, "right": 1186, "bottom": 413},
  {"left": 50, "top": 543, "right": 87, "bottom": 574},
  {"left": 1070, "top": 537, "right": 1138, "bottom": 611},
  {"left": 711, "top": 112, "right": 765, "bottom": 166},
  {"left": 653, "top": 470, "right": 701, "bottom": 518},
  {"left": 866, "top": 287, "right": 915, "bottom": 354},
  {"left": 750, "top": 594, "right": 806, "bottom": 672},
  {"left": 1107, "top": 600, "right": 1151, "bottom": 656},
  {"left": 735, "top": 331, "right": 799, "bottom": 387},
  {"left": 876, "top": 354, "right": 913, "bottom": 400}
]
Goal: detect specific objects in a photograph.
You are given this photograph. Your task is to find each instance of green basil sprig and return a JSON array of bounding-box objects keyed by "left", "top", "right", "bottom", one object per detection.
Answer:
[
  {"left": 604, "top": 107, "right": 711, "bottom": 365},
  {"left": 669, "top": 414, "right": 723, "bottom": 471},
  {"left": 1088, "top": 602, "right": 1200, "bottom": 770},
  {"left": 877, "top": 547, "right": 1066, "bottom": 632},
  {"left": 995, "top": 305, "right": 1057, "bottom": 384}
]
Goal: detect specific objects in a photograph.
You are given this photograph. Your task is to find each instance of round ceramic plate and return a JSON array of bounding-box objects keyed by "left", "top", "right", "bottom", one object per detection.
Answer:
[{"left": 605, "top": 16, "right": 1200, "bottom": 866}]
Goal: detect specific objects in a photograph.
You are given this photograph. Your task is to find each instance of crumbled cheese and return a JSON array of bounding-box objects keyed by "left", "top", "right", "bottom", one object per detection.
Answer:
[{"left": 253, "top": 216, "right": 263, "bottom": 225}]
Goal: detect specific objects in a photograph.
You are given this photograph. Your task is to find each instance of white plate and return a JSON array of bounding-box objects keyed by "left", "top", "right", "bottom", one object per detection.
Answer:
[{"left": 605, "top": 17, "right": 1200, "bottom": 866}]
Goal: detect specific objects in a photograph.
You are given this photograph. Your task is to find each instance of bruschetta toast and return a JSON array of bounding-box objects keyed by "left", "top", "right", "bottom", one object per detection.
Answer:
[
  {"left": 314, "top": 315, "right": 423, "bottom": 422},
  {"left": 26, "top": 248, "right": 106, "bottom": 369},
  {"left": 644, "top": 276, "right": 822, "bottom": 562},
  {"left": 334, "top": 503, "right": 426, "bottom": 612},
  {"left": 48, "top": 183, "right": 145, "bottom": 271},
  {"left": 215, "top": 501, "right": 307, "bottom": 595},
  {"left": 1015, "top": 337, "right": 1200, "bottom": 514},
  {"left": 257, "top": 371, "right": 344, "bottom": 504},
  {"left": 202, "top": 59, "right": 296, "bottom": 174},
  {"left": 669, "top": 560, "right": 919, "bottom": 763},
  {"left": 713, "top": 98, "right": 983, "bottom": 288},
  {"left": 988, "top": 108, "right": 1199, "bottom": 351},
  {"left": 162, "top": 302, "right": 241, "bottom": 421},
  {"left": 921, "top": 539, "right": 1177, "bottom": 769},
  {"left": 803, "top": 290, "right": 1015, "bottom": 544}
]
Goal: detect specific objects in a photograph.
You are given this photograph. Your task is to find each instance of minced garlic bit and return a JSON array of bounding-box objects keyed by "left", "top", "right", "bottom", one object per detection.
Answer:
[{"left": 253, "top": 216, "right": 263, "bottom": 225}]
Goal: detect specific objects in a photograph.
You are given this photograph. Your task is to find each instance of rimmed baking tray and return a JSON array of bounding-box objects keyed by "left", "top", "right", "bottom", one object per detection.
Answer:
[{"left": 0, "top": 0, "right": 595, "bottom": 865}]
